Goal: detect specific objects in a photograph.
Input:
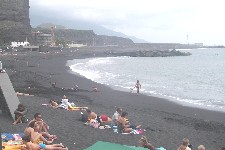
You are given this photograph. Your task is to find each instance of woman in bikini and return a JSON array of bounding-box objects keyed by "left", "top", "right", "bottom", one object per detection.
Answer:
[
  {"left": 49, "top": 99, "right": 59, "bottom": 108},
  {"left": 117, "top": 111, "right": 141, "bottom": 133},
  {"left": 117, "top": 112, "right": 133, "bottom": 133}
]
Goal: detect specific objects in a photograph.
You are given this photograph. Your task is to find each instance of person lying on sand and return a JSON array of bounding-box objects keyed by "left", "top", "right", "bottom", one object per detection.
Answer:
[
  {"left": 139, "top": 135, "right": 155, "bottom": 150},
  {"left": 16, "top": 92, "right": 34, "bottom": 96},
  {"left": 117, "top": 111, "right": 141, "bottom": 133},
  {"left": 22, "top": 132, "right": 67, "bottom": 150},
  {"left": 13, "top": 104, "right": 28, "bottom": 125},
  {"left": 49, "top": 99, "right": 59, "bottom": 108},
  {"left": 96, "top": 114, "right": 112, "bottom": 126},
  {"left": 86, "top": 109, "right": 112, "bottom": 126},
  {"left": 22, "top": 142, "right": 68, "bottom": 150}
]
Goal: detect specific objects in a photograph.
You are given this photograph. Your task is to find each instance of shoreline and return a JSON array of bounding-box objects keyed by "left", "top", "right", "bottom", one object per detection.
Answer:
[
  {"left": 66, "top": 55, "right": 225, "bottom": 115},
  {"left": 67, "top": 67, "right": 225, "bottom": 123},
  {"left": 1, "top": 49, "right": 225, "bottom": 149}
]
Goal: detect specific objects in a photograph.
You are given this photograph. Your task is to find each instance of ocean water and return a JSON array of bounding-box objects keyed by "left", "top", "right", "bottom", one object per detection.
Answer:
[{"left": 67, "top": 48, "right": 225, "bottom": 112}]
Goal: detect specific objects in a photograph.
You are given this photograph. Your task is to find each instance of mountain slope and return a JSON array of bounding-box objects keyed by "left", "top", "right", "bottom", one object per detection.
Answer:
[{"left": 30, "top": 14, "right": 148, "bottom": 43}]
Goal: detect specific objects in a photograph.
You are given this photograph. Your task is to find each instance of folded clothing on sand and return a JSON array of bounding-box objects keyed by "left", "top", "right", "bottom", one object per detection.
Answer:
[
  {"left": 1, "top": 133, "right": 24, "bottom": 142},
  {"left": 1, "top": 133, "right": 25, "bottom": 150}
]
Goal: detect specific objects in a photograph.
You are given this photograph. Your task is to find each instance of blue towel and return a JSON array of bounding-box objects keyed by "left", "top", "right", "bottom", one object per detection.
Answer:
[{"left": 1, "top": 133, "right": 24, "bottom": 142}]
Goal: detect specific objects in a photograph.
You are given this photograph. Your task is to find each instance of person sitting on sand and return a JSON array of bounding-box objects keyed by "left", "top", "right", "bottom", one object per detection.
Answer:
[
  {"left": 177, "top": 138, "right": 191, "bottom": 150},
  {"left": 117, "top": 111, "right": 138, "bottom": 133},
  {"left": 26, "top": 120, "right": 57, "bottom": 140},
  {"left": 58, "top": 95, "right": 75, "bottom": 109},
  {"left": 24, "top": 121, "right": 54, "bottom": 145},
  {"left": 139, "top": 135, "right": 155, "bottom": 150},
  {"left": 28, "top": 113, "right": 50, "bottom": 137},
  {"left": 198, "top": 145, "right": 205, "bottom": 150},
  {"left": 124, "top": 116, "right": 141, "bottom": 130},
  {"left": 112, "top": 107, "right": 122, "bottom": 126},
  {"left": 58, "top": 95, "right": 88, "bottom": 110},
  {"left": 13, "top": 104, "right": 28, "bottom": 125},
  {"left": 58, "top": 95, "right": 69, "bottom": 109}
]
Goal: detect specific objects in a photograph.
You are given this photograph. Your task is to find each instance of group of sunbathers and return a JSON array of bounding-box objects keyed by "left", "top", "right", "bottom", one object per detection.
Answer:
[
  {"left": 12, "top": 97, "right": 225, "bottom": 150},
  {"left": 48, "top": 95, "right": 88, "bottom": 110},
  {"left": 82, "top": 107, "right": 142, "bottom": 133},
  {"left": 21, "top": 113, "right": 68, "bottom": 150}
]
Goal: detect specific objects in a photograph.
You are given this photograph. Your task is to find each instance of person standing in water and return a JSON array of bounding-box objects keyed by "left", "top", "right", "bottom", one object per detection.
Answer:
[{"left": 135, "top": 80, "right": 141, "bottom": 95}]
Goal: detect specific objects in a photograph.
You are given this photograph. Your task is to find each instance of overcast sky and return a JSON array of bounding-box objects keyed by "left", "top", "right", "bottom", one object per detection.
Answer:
[{"left": 30, "top": 0, "right": 225, "bottom": 45}]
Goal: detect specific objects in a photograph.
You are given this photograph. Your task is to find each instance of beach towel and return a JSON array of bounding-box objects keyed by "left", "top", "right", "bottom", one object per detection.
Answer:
[
  {"left": 69, "top": 106, "right": 88, "bottom": 110},
  {"left": 1, "top": 133, "right": 24, "bottom": 142},
  {"left": 1, "top": 133, "right": 25, "bottom": 150},
  {"left": 113, "top": 128, "right": 145, "bottom": 134},
  {"left": 111, "top": 125, "right": 145, "bottom": 134}
]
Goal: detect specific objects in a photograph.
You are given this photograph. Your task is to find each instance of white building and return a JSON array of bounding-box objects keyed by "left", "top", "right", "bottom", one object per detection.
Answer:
[
  {"left": 68, "top": 43, "right": 87, "bottom": 48},
  {"left": 11, "top": 39, "right": 30, "bottom": 47}
]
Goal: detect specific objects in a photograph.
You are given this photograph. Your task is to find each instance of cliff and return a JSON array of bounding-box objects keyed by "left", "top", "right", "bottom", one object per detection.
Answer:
[{"left": 0, "top": 0, "right": 31, "bottom": 44}]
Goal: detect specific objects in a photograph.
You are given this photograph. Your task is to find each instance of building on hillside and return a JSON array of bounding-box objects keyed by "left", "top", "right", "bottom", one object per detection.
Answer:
[
  {"left": 32, "top": 31, "right": 52, "bottom": 46},
  {"left": 11, "top": 39, "right": 30, "bottom": 47}
]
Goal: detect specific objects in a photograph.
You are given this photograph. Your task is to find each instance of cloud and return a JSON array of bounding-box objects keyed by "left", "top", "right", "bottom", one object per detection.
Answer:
[{"left": 30, "top": 0, "right": 225, "bottom": 45}]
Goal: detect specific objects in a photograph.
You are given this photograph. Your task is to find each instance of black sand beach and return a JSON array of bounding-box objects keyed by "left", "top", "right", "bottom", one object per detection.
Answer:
[{"left": 1, "top": 48, "right": 225, "bottom": 150}]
